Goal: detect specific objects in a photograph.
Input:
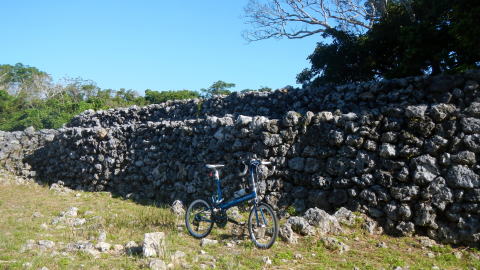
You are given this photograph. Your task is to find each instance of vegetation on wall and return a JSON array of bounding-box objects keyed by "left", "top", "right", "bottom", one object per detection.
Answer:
[
  {"left": 0, "top": 64, "right": 273, "bottom": 131},
  {"left": 0, "top": 64, "right": 201, "bottom": 131}
]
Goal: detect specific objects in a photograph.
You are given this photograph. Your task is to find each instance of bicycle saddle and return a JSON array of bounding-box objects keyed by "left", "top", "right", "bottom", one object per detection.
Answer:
[{"left": 206, "top": 164, "right": 225, "bottom": 169}]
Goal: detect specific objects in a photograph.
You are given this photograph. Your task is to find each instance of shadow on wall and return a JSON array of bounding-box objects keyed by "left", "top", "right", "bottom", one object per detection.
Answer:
[{"left": 25, "top": 118, "right": 285, "bottom": 206}]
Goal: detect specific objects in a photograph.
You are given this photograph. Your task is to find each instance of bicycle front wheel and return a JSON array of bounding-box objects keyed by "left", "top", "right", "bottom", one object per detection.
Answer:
[
  {"left": 185, "top": 199, "right": 214, "bottom": 238},
  {"left": 248, "top": 202, "right": 278, "bottom": 249}
]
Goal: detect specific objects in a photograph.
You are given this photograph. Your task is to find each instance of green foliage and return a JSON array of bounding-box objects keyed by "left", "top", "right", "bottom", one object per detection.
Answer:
[
  {"left": 240, "top": 86, "right": 272, "bottom": 93},
  {"left": 145, "top": 89, "right": 199, "bottom": 104},
  {"left": 449, "top": 0, "right": 480, "bottom": 71},
  {"left": 286, "top": 205, "right": 298, "bottom": 216},
  {"left": 299, "top": 0, "right": 480, "bottom": 85},
  {"left": 200, "top": 80, "right": 235, "bottom": 98},
  {"left": 0, "top": 63, "right": 210, "bottom": 131},
  {"left": 0, "top": 63, "right": 48, "bottom": 90},
  {"left": 297, "top": 28, "right": 375, "bottom": 86},
  {"left": 365, "top": 0, "right": 454, "bottom": 78}
]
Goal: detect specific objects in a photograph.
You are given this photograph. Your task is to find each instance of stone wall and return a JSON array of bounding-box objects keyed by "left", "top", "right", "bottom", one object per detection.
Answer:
[
  {"left": 0, "top": 127, "right": 58, "bottom": 177},
  {"left": 67, "top": 71, "right": 478, "bottom": 128},
  {"left": 1, "top": 71, "right": 480, "bottom": 246}
]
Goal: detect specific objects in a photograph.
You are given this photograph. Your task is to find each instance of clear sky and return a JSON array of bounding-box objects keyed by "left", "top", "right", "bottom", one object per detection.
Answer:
[{"left": 2, "top": 1, "right": 320, "bottom": 93}]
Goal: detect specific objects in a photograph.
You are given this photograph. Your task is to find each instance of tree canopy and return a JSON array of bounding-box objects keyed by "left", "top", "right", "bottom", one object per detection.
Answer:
[
  {"left": 145, "top": 89, "right": 199, "bottom": 104},
  {"left": 0, "top": 63, "right": 208, "bottom": 131},
  {"left": 200, "top": 80, "right": 236, "bottom": 98},
  {"left": 0, "top": 63, "right": 51, "bottom": 98},
  {"left": 298, "top": 0, "right": 480, "bottom": 86}
]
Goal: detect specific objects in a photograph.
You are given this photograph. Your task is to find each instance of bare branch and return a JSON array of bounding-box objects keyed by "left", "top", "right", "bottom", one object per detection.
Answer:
[{"left": 243, "top": 0, "right": 389, "bottom": 41}]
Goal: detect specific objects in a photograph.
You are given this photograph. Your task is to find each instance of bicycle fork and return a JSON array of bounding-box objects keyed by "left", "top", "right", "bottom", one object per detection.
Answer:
[{"left": 250, "top": 166, "right": 268, "bottom": 228}]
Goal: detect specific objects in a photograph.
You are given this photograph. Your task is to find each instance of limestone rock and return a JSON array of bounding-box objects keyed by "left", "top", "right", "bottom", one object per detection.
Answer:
[
  {"left": 200, "top": 238, "right": 218, "bottom": 247},
  {"left": 304, "top": 207, "right": 342, "bottom": 234},
  {"left": 142, "top": 232, "right": 166, "bottom": 257},
  {"left": 446, "top": 165, "right": 480, "bottom": 188},
  {"left": 149, "top": 259, "right": 167, "bottom": 270},
  {"left": 171, "top": 200, "right": 185, "bottom": 216},
  {"left": 95, "top": 242, "right": 111, "bottom": 252},
  {"left": 287, "top": 216, "right": 315, "bottom": 236},
  {"left": 405, "top": 105, "right": 428, "bottom": 118},
  {"left": 279, "top": 224, "right": 298, "bottom": 244},
  {"left": 333, "top": 207, "right": 357, "bottom": 226},
  {"left": 321, "top": 237, "right": 350, "bottom": 253}
]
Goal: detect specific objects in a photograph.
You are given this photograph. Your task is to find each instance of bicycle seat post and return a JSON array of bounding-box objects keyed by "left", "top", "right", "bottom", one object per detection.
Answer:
[
  {"left": 206, "top": 164, "right": 225, "bottom": 205},
  {"left": 213, "top": 169, "right": 220, "bottom": 181}
]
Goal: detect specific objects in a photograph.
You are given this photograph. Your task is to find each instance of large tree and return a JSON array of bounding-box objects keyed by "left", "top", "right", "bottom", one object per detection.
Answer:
[
  {"left": 242, "top": 0, "right": 393, "bottom": 41},
  {"left": 200, "top": 81, "right": 235, "bottom": 98},
  {"left": 298, "top": 0, "right": 480, "bottom": 85},
  {"left": 0, "top": 63, "right": 52, "bottom": 99},
  {"left": 296, "top": 28, "right": 374, "bottom": 86},
  {"left": 145, "top": 89, "right": 199, "bottom": 104}
]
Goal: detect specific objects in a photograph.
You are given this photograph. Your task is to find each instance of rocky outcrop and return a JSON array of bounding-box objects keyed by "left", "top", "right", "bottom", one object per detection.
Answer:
[{"left": 1, "top": 71, "right": 480, "bottom": 247}]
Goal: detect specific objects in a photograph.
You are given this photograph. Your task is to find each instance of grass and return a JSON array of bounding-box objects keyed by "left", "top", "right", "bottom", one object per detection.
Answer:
[{"left": 0, "top": 172, "right": 479, "bottom": 269}]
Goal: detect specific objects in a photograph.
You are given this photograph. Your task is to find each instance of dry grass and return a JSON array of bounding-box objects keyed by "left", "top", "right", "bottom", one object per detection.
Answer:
[{"left": 0, "top": 172, "right": 479, "bottom": 270}]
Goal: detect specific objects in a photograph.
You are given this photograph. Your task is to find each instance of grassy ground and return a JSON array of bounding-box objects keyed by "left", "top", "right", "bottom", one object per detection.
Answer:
[{"left": 0, "top": 172, "right": 479, "bottom": 270}]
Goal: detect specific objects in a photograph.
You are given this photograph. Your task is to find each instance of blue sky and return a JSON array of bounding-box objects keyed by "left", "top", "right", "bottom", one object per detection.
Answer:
[{"left": 2, "top": 1, "right": 320, "bottom": 93}]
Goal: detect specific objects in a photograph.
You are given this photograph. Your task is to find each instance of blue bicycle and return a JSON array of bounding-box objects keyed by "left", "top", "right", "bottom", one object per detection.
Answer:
[{"left": 185, "top": 160, "right": 278, "bottom": 249}]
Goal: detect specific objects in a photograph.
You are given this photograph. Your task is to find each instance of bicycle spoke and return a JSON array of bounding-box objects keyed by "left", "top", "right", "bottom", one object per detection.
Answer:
[
  {"left": 186, "top": 199, "right": 214, "bottom": 239},
  {"left": 260, "top": 208, "right": 268, "bottom": 226},
  {"left": 248, "top": 203, "right": 278, "bottom": 249}
]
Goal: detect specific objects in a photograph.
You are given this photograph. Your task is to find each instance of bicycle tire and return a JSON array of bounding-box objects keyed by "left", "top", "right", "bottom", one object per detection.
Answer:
[
  {"left": 247, "top": 202, "right": 278, "bottom": 249},
  {"left": 185, "top": 199, "right": 214, "bottom": 239}
]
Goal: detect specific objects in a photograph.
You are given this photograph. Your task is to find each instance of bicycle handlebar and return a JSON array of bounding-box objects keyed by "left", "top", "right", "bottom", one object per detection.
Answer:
[{"left": 237, "top": 160, "right": 274, "bottom": 177}]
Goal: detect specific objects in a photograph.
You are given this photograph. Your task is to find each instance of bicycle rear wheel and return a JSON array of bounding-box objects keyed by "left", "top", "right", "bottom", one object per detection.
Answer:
[
  {"left": 247, "top": 202, "right": 278, "bottom": 249},
  {"left": 185, "top": 199, "right": 214, "bottom": 238}
]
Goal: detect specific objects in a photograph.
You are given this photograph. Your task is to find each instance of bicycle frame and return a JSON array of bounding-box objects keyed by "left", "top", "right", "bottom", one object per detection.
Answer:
[
  {"left": 211, "top": 162, "right": 260, "bottom": 211},
  {"left": 186, "top": 159, "right": 278, "bottom": 248}
]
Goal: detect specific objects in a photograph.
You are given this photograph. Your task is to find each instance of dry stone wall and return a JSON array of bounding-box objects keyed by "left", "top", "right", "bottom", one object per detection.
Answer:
[
  {"left": 1, "top": 71, "right": 480, "bottom": 247},
  {"left": 67, "top": 71, "right": 477, "bottom": 128},
  {"left": 0, "top": 127, "right": 58, "bottom": 177}
]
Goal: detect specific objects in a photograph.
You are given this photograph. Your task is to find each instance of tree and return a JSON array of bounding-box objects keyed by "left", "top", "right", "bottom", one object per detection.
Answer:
[
  {"left": 448, "top": 0, "right": 480, "bottom": 72},
  {"left": 242, "top": 0, "right": 393, "bottom": 41},
  {"left": 298, "top": 0, "right": 480, "bottom": 85},
  {"left": 60, "top": 77, "right": 100, "bottom": 102},
  {"left": 297, "top": 28, "right": 374, "bottom": 86},
  {"left": 365, "top": 0, "right": 453, "bottom": 78},
  {"left": 0, "top": 63, "right": 52, "bottom": 99},
  {"left": 200, "top": 81, "right": 235, "bottom": 98},
  {"left": 114, "top": 88, "right": 143, "bottom": 105},
  {"left": 0, "top": 63, "right": 175, "bottom": 131},
  {"left": 144, "top": 89, "right": 199, "bottom": 104}
]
